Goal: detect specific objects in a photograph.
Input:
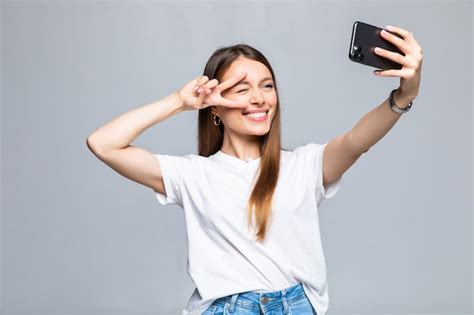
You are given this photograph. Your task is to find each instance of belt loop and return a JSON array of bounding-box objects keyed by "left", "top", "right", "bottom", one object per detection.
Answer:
[
  {"left": 228, "top": 293, "right": 239, "bottom": 312},
  {"left": 281, "top": 288, "right": 289, "bottom": 314}
]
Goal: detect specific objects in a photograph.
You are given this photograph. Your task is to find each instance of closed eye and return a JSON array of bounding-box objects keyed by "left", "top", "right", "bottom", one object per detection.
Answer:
[{"left": 237, "top": 84, "right": 274, "bottom": 93}]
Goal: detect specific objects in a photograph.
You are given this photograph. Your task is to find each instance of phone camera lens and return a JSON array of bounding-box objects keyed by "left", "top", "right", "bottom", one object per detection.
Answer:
[{"left": 351, "top": 48, "right": 364, "bottom": 61}]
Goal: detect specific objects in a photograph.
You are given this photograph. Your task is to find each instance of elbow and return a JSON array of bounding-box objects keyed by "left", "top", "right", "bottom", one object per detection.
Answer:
[
  {"left": 86, "top": 134, "right": 121, "bottom": 158},
  {"left": 86, "top": 134, "right": 103, "bottom": 156}
]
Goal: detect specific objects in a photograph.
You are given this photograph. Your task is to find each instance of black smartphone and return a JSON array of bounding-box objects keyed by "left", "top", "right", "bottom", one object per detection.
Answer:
[{"left": 348, "top": 21, "right": 404, "bottom": 70}]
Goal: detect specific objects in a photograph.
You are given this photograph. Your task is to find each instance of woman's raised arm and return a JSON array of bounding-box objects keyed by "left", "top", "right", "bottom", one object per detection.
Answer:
[
  {"left": 86, "top": 91, "right": 184, "bottom": 194},
  {"left": 86, "top": 72, "right": 249, "bottom": 194}
]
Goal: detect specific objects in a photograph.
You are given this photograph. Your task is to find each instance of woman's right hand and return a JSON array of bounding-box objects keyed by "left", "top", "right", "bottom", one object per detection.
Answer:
[{"left": 177, "top": 71, "right": 249, "bottom": 111}]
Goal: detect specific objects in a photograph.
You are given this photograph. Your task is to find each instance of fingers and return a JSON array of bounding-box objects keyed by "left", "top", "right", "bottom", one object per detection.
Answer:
[
  {"left": 378, "top": 25, "right": 423, "bottom": 69},
  {"left": 193, "top": 71, "right": 247, "bottom": 95},
  {"left": 380, "top": 29, "right": 410, "bottom": 55},
  {"left": 386, "top": 25, "right": 422, "bottom": 55},
  {"left": 385, "top": 25, "right": 412, "bottom": 40},
  {"left": 374, "top": 47, "right": 411, "bottom": 67},
  {"left": 193, "top": 75, "right": 209, "bottom": 93},
  {"left": 201, "top": 79, "right": 219, "bottom": 93},
  {"left": 191, "top": 73, "right": 248, "bottom": 109},
  {"left": 219, "top": 97, "right": 248, "bottom": 109},
  {"left": 216, "top": 71, "right": 248, "bottom": 90},
  {"left": 373, "top": 68, "right": 414, "bottom": 78},
  {"left": 195, "top": 75, "right": 209, "bottom": 86},
  {"left": 384, "top": 25, "right": 421, "bottom": 51},
  {"left": 197, "top": 89, "right": 208, "bottom": 103},
  {"left": 194, "top": 77, "right": 219, "bottom": 94}
]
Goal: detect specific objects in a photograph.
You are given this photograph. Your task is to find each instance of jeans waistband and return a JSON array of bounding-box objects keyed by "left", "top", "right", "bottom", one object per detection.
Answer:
[{"left": 213, "top": 282, "right": 306, "bottom": 313}]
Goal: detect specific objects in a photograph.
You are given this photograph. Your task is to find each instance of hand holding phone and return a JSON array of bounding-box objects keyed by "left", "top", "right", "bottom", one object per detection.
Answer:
[{"left": 348, "top": 21, "right": 404, "bottom": 70}]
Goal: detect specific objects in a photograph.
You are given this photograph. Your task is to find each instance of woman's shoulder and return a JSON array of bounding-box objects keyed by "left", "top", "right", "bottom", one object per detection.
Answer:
[{"left": 285, "top": 142, "right": 326, "bottom": 154}]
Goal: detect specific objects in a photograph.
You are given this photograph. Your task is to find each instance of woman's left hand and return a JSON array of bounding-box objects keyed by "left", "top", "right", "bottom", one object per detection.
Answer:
[{"left": 373, "top": 25, "right": 423, "bottom": 100}]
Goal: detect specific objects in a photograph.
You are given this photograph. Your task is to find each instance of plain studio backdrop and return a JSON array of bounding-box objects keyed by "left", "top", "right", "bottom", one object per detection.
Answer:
[{"left": 1, "top": 0, "right": 472, "bottom": 314}]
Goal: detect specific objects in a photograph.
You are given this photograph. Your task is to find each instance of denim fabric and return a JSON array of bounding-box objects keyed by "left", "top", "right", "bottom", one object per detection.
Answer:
[{"left": 202, "top": 282, "right": 317, "bottom": 315}]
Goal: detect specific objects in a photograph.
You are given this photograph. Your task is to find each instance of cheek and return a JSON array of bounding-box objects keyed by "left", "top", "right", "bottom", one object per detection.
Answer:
[
  {"left": 271, "top": 95, "right": 278, "bottom": 107},
  {"left": 221, "top": 110, "right": 244, "bottom": 123},
  {"left": 262, "top": 92, "right": 277, "bottom": 106},
  {"left": 270, "top": 92, "right": 278, "bottom": 103}
]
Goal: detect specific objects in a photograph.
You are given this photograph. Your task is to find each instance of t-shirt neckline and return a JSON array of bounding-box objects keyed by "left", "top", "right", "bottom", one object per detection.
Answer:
[{"left": 212, "top": 150, "right": 261, "bottom": 169}]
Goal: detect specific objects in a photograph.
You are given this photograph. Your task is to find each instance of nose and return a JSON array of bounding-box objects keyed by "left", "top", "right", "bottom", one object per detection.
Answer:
[{"left": 249, "top": 89, "right": 265, "bottom": 105}]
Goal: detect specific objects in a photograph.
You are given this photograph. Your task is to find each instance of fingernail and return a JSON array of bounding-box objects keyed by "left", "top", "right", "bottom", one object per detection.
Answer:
[
  {"left": 386, "top": 25, "right": 393, "bottom": 29},
  {"left": 194, "top": 86, "right": 199, "bottom": 92},
  {"left": 197, "top": 88, "right": 203, "bottom": 93}
]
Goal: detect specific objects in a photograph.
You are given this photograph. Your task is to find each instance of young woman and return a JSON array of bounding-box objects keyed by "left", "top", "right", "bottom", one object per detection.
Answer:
[{"left": 87, "top": 25, "right": 422, "bottom": 315}]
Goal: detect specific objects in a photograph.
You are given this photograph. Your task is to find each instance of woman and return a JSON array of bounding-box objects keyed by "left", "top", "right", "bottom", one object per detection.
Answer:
[{"left": 87, "top": 25, "right": 423, "bottom": 315}]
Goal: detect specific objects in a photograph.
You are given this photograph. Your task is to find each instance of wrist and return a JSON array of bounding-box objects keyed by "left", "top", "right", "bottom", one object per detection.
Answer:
[
  {"left": 393, "top": 88, "right": 415, "bottom": 109},
  {"left": 170, "top": 91, "right": 186, "bottom": 112}
]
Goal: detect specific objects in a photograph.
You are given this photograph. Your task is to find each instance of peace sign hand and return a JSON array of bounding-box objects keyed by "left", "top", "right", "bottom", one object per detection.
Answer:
[{"left": 178, "top": 71, "right": 249, "bottom": 111}]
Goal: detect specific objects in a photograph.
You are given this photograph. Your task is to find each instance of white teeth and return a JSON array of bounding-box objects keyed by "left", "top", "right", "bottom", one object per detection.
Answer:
[{"left": 245, "top": 111, "right": 267, "bottom": 118}]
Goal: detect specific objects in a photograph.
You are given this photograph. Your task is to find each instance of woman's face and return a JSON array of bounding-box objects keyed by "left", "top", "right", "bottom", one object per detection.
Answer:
[{"left": 213, "top": 56, "right": 278, "bottom": 138}]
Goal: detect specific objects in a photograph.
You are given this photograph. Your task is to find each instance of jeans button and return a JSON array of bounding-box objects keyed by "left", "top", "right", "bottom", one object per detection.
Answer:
[{"left": 261, "top": 296, "right": 270, "bottom": 304}]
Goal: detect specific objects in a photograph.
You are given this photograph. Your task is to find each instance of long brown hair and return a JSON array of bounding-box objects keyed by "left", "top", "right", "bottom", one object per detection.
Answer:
[{"left": 198, "top": 44, "right": 284, "bottom": 242}]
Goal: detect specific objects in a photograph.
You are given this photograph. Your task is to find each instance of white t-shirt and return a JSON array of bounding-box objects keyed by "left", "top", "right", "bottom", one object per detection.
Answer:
[{"left": 153, "top": 142, "right": 342, "bottom": 315}]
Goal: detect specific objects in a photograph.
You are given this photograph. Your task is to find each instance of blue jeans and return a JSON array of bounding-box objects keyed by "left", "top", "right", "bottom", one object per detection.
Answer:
[{"left": 202, "top": 282, "right": 317, "bottom": 314}]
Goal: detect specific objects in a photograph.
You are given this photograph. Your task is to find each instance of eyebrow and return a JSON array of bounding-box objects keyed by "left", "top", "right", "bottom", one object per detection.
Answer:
[{"left": 236, "top": 77, "right": 273, "bottom": 86}]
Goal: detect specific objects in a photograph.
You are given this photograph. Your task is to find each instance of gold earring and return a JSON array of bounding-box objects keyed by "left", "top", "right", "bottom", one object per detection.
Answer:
[{"left": 212, "top": 113, "right": 221, "bottom": 126}]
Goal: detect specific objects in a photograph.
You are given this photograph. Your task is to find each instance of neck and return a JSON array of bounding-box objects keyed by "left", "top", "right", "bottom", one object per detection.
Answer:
[{"left": 220, "top": 130, "right": 261, "bottom": 160}]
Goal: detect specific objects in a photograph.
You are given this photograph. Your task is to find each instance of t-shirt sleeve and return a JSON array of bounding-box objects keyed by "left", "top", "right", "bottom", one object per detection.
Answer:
[
  {"left": 303, "top": 142, "right": 343, "bottom": 204},
  {"left": 153, "top": 153, "right": 192, "bottom": 207}
]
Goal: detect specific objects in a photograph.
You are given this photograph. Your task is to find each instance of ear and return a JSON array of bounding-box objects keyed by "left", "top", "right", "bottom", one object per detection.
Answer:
[{"left": 210, "top": 106, "right": 219, "bottom": 116}]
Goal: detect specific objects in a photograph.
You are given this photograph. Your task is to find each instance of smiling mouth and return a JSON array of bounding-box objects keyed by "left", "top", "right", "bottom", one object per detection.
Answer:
[{"left": 242, "top": 110, "right": 269, "bottom": 122}]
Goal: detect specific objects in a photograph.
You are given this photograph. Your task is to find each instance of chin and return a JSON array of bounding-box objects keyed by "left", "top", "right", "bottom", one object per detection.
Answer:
[{"left": 243, "top": 126, "right": 271, "bottom": 137}]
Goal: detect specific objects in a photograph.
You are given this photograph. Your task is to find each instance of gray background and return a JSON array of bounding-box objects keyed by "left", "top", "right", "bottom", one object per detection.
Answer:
[{"left": 1, "top": 0, "right": 472, "bottom": 314}]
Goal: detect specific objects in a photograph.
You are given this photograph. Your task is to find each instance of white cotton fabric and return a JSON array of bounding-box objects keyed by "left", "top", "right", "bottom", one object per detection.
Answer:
[{"left": 153, "top": 143, "right": 342, "bottom": 315}]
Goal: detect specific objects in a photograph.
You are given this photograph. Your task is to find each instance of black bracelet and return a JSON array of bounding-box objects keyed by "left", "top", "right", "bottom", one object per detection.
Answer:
[{"left": 389, "top": 89, "right": 413, "bottom": 114}]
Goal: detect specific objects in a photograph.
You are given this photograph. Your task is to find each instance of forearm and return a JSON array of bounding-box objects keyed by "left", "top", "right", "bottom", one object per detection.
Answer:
[
  {"left": 87, "top": 91, "right": 183, "bottom": 154},
  {"left": 348, "top": 89, "right": 414, "bottom": 155}
]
